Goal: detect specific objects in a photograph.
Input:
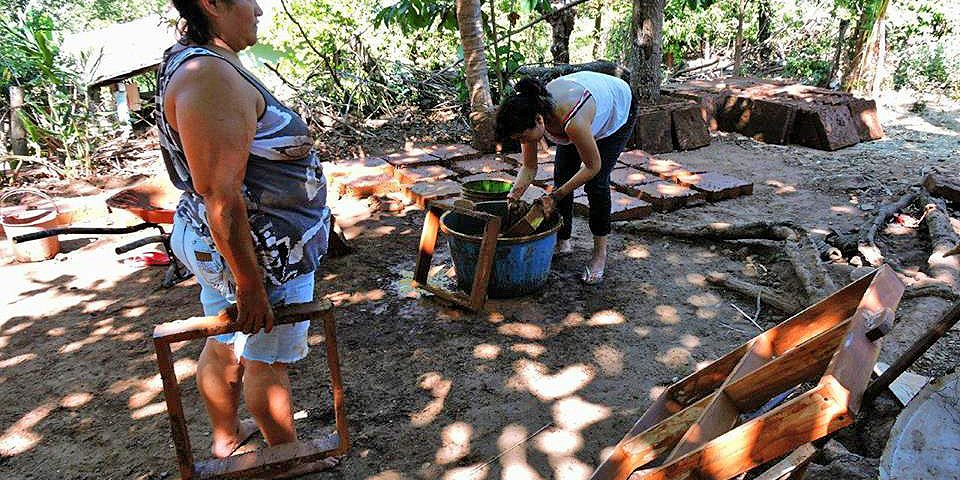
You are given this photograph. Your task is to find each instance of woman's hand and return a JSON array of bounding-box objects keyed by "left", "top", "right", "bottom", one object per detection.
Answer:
[
  {"left": 235, "top": 282, "right": 275, "bottom": 334},
  {"left": 540, "top": 192, "right": 557, "bottom": 218}
]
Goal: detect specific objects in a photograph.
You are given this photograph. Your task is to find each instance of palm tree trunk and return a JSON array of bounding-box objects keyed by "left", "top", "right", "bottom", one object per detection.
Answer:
[
  {"left": 630, "top": 0, "right": 665, "bottom": 103},
  {"left": 842, "top": 0, "right": 889, "bottom": 93},
  {"left": 456, "top": 0, "right": 497, "bottom": 151}
]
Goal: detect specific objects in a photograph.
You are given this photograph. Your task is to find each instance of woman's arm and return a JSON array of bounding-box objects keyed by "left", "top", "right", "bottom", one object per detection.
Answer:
[
  {"left": 507, "top": 140, "right": 541, "bottom": 202},
  {"left": 167, "top": 57, "right": 273, "bottom": 334}
]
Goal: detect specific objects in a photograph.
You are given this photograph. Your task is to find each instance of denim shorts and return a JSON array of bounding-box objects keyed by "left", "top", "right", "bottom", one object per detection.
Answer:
[{"left": 170, "top": 214, "right": 313, "bottom": 364}]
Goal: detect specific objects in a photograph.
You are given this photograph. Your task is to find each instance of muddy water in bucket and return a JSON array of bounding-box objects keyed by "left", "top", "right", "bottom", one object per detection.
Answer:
[
  {"left": 440, "top": 200, "right": 560, "bottom": 298},
  {"left": 1, "top": 189, "right": 61, "bottom": 262}
]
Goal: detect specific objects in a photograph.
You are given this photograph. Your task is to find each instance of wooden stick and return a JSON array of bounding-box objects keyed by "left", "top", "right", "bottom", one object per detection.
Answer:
[
  {"left": 863, "top": 299, "right": 960, "bottom": 406},
  {"left": 857, "top": 191, "right": 917, "bottom": 266},
  {"left": 707, "top": 272, "right": 802, "bottom": 314}
]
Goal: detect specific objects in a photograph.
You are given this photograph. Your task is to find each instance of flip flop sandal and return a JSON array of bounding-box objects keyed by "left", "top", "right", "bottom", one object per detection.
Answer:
[{"left": 581, "top": 265, "right": 605, "bottom": 285}]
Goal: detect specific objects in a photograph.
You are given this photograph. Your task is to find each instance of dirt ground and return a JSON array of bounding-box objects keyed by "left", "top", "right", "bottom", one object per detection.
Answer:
[{"left": 2, "top": 89, "right": 959, "bottom": 480}]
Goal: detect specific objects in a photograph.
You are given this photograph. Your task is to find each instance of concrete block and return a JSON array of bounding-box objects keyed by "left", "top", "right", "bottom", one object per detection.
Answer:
[
  {"left": 342, "top": 173, "right": 400, "bottom": 198},
  {"left": 610, "top": 190, "right": 653, "bottom": 221},
  {"left": 736, "top": 98, "right": 797, "bottom": 145},
  {"left": 610, "top": 167, "right": 660, "bottom": 194},
  {"left": 847, "top": 98, "right": 884, "bottom": 141},
  {"left": 394, "top": 165, "right": 457, "bottom": 185},
  {"left": 450, "top": 155, "right": 516, "bottom": 176},
  {"left": 403, "top": 179, "right": 462, "bottom": 208},
  {"left": 635, "top": 180, "right": 705, "bottom": 212},
  {"left": 675, "top": 171, "right": 753, "bottom": 201},
  {"left": 632, "top": 108, "right": 673, "bottom": 153},
  {"left": 790, "top": 103, "right": 860, "bottom": 151},
  {"left": 670, "top": 103, "right": 712, "bottom": 150},
  {"left": 428, "top": 143, "right": 481, "bottom": 161},
  {"left": 384, "top": 148, "right": 443, "bottom": 168}
]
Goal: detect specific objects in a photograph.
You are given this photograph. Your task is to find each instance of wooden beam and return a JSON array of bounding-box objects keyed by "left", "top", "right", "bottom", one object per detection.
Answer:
[
  {"left": 195, "top": 433, "right": 341, "bottom": 479},
  {"left": 752, "top": 443, "right": 818, "bottom": 480},
  {"left": 153, "top": 301, "right": 333, "bottom": 344}
]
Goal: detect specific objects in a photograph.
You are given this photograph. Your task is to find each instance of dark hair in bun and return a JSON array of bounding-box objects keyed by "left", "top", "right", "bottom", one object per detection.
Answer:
[
  {"left": 495, "top": 77, "right": 554, "bottom": 143},
  {"left": 173, "top": 0, "right": 233, "bottom": 45}
]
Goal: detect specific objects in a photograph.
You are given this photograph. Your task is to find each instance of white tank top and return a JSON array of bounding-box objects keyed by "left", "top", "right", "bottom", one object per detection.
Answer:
[{"left": 544, "top": 71, "right": 632, "bottom": 145}]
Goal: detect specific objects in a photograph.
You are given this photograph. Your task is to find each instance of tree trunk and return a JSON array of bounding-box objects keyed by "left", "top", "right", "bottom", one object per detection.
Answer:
[
  {"left": 842, "top": 0, "right": 889, "bottom": 93},
  {"left": 547, "top": 4, "right": 577, "bottom": 64},
  {"left": 756, "top": 0, "right": 771, "bottom": 60},
  {"left": 629, "top": 0, "right": 665, "bottom": 103},
  {"left": 823, "top": 19, "right": 849, "bottom": 88},
  {"left": 592, "top": 3, "right": 604, "bottom": 59},
  {"left": 456, "top": 0, "right": 497, "bottom": 152},
  {"left": 733, "top": 0, "right": 746, "bottom": 76},
  {"left": 9, "top": 85, "right": 27, "bottom": 156}
]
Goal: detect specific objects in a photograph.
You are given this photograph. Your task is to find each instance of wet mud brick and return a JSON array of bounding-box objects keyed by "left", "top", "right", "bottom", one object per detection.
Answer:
[
  {"left": 619, "top": 150, "right": 692, "bottom": 179},
  {"left": 790, "top": 103, "right": 860, "bottom": 151},
  {"left": 670, "top": 102, "right": 712, "bottom": 150},
  {"left": 504, "top": 147, "right": 555, "bottom": 166},
  {"left": 609, "top": 190, "right": 653, "bottom": 221},
  {"left": 635, "top": 180, "right": 705, "bottom": 212},
  {"left": 427, "top": 143, "right": 482, "bottom": 161},
  {"left": 325, "top": 156, "right": 394, "bottom": 178},
  {"left": 384, "top": 148, "right": 444, "bottom": 168},
  {"left": 341, "top": 173, "right": 399, "bottom": 198},
  {"left": 631, "top": 107, "right": 673, "bottom": 153},
  {"left": 450, "top": 155, "right": 516, "bottom": 176},
  {"left": 675, "top": 171, "right": 754, "bottom": 201},
  {"left": 520, "top": 185, "right": 549, "bottom": 204},
  {"left": 609, "top": 167, "right": 659, "bottom": 194},
  {"left": 736, "top": 97, "right": 797, "bottom": 145},
  {"left": 847, "top": 98, "right": 884, "bottom": 141},
  {"left": 404, "top": 179, "right": 462, "bottom": 208},
  {"left": 394, "top": 165, "right": 457, "bottom": 185}
]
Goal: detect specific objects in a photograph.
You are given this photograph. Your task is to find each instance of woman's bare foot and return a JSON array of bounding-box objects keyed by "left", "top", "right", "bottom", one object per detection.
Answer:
[
  {"left": 212, "top": 418, "right": 261, "bottom": 459},
  {"left": 581, "top": 236, "right": 607, "bottom": 285}
]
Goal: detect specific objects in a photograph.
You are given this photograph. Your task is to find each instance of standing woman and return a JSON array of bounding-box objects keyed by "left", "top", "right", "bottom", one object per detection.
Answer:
[
  {"left": 496, "top": 71, "right": 636, "bottom": 284},
  {"left": 157, "top": 0, "right": 334, "bottom": 473}
]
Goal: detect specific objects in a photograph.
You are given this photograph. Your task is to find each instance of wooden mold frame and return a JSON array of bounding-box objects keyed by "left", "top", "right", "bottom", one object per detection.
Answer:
[
  {"left": 591, "top": 265, "right": 904, "bottom": 480},
  {"left": 152, "top": 300, "right": 349, "bottom": 480},
  {"left": 412, "top": 200, "right": 501, "bottom": 311}
]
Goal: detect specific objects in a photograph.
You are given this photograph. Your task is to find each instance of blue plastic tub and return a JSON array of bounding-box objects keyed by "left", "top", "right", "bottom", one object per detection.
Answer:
[{"left": 440, "top": 200, "right": 560, "bottom": 298}]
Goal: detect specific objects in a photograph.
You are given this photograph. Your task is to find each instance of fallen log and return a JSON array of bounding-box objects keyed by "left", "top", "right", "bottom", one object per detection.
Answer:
[
  {"left": 706, "top": 272, "right": 801, "bottom": 314},
  {"left": 918, "top": 192, "right": 960, "bottom": 289},
  {"left": 858, "top": 191, "right": 917, "bottom": 266}
]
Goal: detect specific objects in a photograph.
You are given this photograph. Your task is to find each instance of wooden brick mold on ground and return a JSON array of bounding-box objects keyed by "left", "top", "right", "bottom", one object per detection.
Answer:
[
  {"left": 591, "top": 266, "right": 904, "bottom": 480},
  {"left": 674, "top": 172, "right": 754, "bottom": 201}
]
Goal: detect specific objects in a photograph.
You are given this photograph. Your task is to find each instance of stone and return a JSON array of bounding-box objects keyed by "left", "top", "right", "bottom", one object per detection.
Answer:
[
  {"left": 384, "top": 148, "right": 443, "bottom": 168},
  {"left": 634, "top": 181, "right": 705, "bottom": 212},
  {"left": 847, "top": 98, "right": 884, "bottom": 141},
  {"left": 610, "top": 167, "right": 659, "bottom": 194},
  {"left": 790, "top": 103, "right": 860, "bottom": 151},
  {"left": 670, "top": 103, "right": 712, "bottom": 150},
  {"left": 427, "top": 143, "right": 481, "bottom": 161},
  {"left": 632, "top": 108, "right": 673, "bottom": 153},
  {"left": 737, "top": 98, "right": 797, "bottom": 145},
  {"left": 394, "top": 165, "right": 457, "bottom": 185},
  {"left": 674, "top": 171, "right": 753, "bottom": 201},
  {"left": 403, "top": 179, "right": 462, "bottom": 208},
  {"left": 342, "top": 173, "right": 400, "bottom": 198},
  {"left": 609, "top": 190, "right": 653, "bottom": 221},
  {"left": 450, "top": 155, "right": 516, "bottom": 176}
]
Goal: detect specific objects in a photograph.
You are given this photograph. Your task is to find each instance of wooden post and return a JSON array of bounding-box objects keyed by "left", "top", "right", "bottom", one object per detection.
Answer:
[
  {"left": 124, "top": 83, "right": 142, "bottom": 112},
  {"left": 9, "top": 85, "right": 27, "bottom": 155}
]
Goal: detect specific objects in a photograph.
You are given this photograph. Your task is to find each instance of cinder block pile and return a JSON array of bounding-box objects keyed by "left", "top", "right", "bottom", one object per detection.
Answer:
[
  {"left": 325, "top": 142, "right": 752, "bottom": 222},
  {"left": 664, "top": 77, "right": 883, "bottom": 151}
]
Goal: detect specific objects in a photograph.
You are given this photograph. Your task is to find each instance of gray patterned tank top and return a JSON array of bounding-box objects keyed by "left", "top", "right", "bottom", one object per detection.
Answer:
[{"left": 156, "top": 46, "right": 330, "bottom": 288}]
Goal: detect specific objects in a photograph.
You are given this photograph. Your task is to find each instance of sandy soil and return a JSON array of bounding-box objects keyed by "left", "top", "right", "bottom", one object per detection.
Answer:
[{"left": 1, "top": 89, "right": 959, "bottom": 480}]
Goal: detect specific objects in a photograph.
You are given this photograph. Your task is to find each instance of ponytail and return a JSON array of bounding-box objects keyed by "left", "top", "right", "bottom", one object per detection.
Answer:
[{"left": 495, "top": 77, "right": 554, "bottom": 142}]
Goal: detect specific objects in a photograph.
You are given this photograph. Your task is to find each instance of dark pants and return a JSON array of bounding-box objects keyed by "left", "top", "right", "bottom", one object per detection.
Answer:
[{"left": 554, "top": 103, "right": 637, "bottom": 240}]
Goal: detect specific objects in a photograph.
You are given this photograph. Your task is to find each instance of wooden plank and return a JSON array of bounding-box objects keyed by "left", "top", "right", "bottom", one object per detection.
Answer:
[
  {"left": 413, "top": 208, "right": 441, "bottom": 285},
  {"left": 752, "top": 443, "right": 818, "bottom": 480},
  {"left": 153, "top": 339, "right": 195, "bottom": 480},
  {"left": 322, "top": 313, "right": 350, "bottom": 455},
  {"left": 725, "top": 320, "right": 850, "bottom": 411},
  {"left": 592, "top": 395, "right": 714, "bottom": 480},
  {"left": 670, "top": 344, "right": 750, "bottom": 406},
  {"left": 153, "top": 301, "right": 333, "bottom": 344},
  {"left": 820, "top": 265, "right": 903, "bottom": 414},
  {"left": 630, "top": 382, "right": 852, "bottom": 480},
  {"left": 196, "top": 433, "right": 340, "bottom": 479},
  {"left": 468, "top": 215, "right": 500, "bottom": 310}
]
